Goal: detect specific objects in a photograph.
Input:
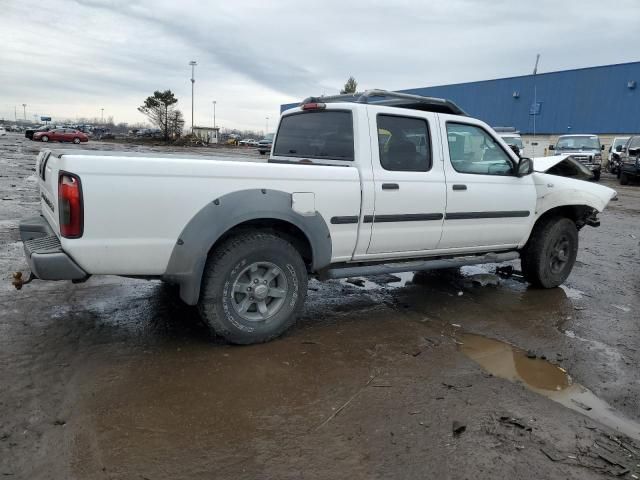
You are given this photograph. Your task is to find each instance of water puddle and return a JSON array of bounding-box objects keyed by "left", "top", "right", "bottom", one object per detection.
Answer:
[
  {"left": 459, "top": 333, "right": 640, "bottom": 441},
  {"left": 340, "top": 271, "right": 415, "bottom": 291}
]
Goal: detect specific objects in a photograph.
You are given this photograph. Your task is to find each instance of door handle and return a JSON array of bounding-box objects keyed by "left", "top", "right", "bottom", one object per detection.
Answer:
[
  {"left": 382, "top": 183, "right": 399, "bottom": 190},
  {"left": 452, "top": 184, "right": 467, "bottom": 191}
]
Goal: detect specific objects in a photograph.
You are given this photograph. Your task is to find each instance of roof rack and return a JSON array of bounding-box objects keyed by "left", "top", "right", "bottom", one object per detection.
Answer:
[{"left": 300, "top": 89, "right": 467, "bottom": 115}]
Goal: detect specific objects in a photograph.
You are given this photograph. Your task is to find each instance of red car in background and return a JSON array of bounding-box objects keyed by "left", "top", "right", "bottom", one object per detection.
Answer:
[{"left": 32, "top": 128, "right": 89, "bottom": 144}]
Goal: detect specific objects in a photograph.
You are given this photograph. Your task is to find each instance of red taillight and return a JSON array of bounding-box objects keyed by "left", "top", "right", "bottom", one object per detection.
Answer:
[
  {"left": 301, "top": 102, "right": 326, "bottom": 110},
  {"left": 58, "top": 172, "right": 83, "bottom": 238}
]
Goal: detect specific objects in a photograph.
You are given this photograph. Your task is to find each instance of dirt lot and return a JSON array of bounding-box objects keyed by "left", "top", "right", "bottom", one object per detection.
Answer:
[{"left": 1, "top": 133, "right": 639, "bottom": 479}]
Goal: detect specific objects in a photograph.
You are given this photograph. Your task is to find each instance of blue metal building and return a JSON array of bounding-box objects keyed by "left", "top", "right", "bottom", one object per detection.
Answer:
[{"left": 282, "top": 61, "right": 640, "bottom": 135}]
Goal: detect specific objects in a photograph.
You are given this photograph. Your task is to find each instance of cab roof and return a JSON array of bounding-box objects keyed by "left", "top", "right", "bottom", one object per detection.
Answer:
[{"left": 300, "top": 89, "right": 467, "bottom": 116}]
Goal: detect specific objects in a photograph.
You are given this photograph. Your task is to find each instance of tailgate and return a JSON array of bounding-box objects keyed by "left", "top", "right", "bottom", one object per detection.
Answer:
[{"left": 35, "top": 150, "right": 60, "bottom": 235}]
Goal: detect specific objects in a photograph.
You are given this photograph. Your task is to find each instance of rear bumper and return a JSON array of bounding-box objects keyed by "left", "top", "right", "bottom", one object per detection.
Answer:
[{"left": 19, "top": 216, "right": 88, "bottom": 281}]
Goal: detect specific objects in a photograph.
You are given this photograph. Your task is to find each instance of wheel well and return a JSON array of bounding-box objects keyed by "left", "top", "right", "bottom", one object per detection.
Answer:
[
  {"left": 535, "top": 205, "right": 596, "bottom": 231},
  {"left": 210, "top": 219, "right": 313, "bottom": 267}
]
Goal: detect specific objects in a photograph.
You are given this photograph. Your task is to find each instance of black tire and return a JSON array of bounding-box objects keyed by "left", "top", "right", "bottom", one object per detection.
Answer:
[
  {"left": 521, "top": 217, "right": 578, "bottom": 288},
  {"left": 259, "top": 150, "right": 266, "bottom": 155},
  {"left": 198, "top": 231, "right": 308, "bottom": 344},
  {"left": 73, "top": 137, "right": 81, "bottom": 144},
  {"left": 592, "top": 169, "right": 601, "bottom": 181},
  {"left": 620, "top": 173, "right": 629, "bottom": 185}
]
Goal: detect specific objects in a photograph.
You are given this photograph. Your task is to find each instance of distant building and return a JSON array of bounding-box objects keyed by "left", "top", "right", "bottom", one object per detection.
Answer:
[
  {"left": 282, "top": 61, "right": 640, "bottom": 157},
  {"left": 193, "top": 126, "right": 220, "bottom": 144}
]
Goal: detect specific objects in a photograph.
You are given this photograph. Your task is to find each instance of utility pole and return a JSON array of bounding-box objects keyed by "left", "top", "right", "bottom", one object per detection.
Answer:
[
  {"left": 265, "top": 116, "right": 269, "bottom": 135},
  {"left": 101, "top": 108, "right": 104, "bottom": 123},
  {"left": 14, "top": 106, "right": 17, "bottom": 122},
  {"left": 532, "top": 54, "right": 540, "bottom": 156},
  {"left": 189, "top": 60, "right": 197, "bottom": 135},
  {"left": 22, "top": 104, "right": 27, "bottom": 121},
  {"left": 212, "top": 100, "right": 216, "bottom": 128}
]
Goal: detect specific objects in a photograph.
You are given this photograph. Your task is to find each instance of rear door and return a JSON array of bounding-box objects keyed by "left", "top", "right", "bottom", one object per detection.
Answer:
[
  {"left": 438, "top": 117, "right": 536, "bottom": 249},
  {"left": 365, "top": 108, "right": 446, "bottom": 254},
  {"left": 63, "top": 129, "right": 75, "bottom": 141}
]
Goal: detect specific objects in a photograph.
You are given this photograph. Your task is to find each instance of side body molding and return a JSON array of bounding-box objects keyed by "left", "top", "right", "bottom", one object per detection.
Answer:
[{"left": 163, "top": 189, "right": 332, "bottom": 305}]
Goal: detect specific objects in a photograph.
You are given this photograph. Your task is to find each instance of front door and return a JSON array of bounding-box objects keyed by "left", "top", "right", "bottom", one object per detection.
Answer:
[
  {"left": 366, "top": 109, "right": 446, "bottom": 254},
  {"left": 438, "top": 118, "right": 536, "bottom": 250}
]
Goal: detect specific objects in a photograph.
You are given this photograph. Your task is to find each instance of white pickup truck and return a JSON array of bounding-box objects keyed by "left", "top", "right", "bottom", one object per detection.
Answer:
[{"left": 18, "top": 90, "right": 616, "bottom": 344}]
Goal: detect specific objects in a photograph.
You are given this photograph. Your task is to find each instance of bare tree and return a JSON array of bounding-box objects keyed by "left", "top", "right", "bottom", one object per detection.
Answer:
[{"left": 168, "top": 110, "right": 185, "bottom": 138}]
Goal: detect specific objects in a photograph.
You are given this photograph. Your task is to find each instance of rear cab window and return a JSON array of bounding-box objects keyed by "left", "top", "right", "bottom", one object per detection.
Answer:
[{"left": 273, "top": 110, "right": 354, "bottom": 162}]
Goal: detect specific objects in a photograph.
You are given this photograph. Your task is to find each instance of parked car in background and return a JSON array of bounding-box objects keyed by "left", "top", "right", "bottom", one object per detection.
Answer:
[
  {"left": 0, "top": 127, "right": 7, "bottom": 136},
  {"left": 32, "top": 129, "right": 89, "bottom": 144},
  {"left": 607, "top": 136, "right": 629, "bottom": 175},
  {"left": 494, "top": 127, "right": 524, "bottom": 156},
  {"left": 257, "top": 133, "right": 274, "bottom": 155},
  {"left": 25, "top": 126, "right": 50, "bottom": 140},
  {"left": 239, "top": 138, "right": 256, "bottom": 146},
  {"left": 619, "top": 135, "right": 640, "bottom": 185},
  {"left": 549, "top": 134, "right": 604, "bottom": 180}
]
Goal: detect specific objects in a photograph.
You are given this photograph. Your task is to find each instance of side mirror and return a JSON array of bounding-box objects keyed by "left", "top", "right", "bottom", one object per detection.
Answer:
[
  {"left": 616, "top": 145, "right": 623, "bottom": 152},
  {"left": 548, "top": 145, "right": 555, "bottom": 151},
  {"left": 517, "top": 157, "right": 534, "bottom": 177},
  {"left": 601, "top": 145, "right": 605, "bottom": 151}
]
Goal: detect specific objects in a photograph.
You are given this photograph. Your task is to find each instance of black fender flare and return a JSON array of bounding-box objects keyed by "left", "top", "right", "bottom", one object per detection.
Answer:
[{"left": 163, "top": 189, "right": 332, "bottom": 305}]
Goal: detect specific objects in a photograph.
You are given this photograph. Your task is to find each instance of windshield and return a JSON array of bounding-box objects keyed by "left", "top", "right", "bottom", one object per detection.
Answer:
[
  {"left": 555, "top": 136, "right": 600, "bottom": 150},
  {"left": 613, "top": 137, "right": 629, "bottom": 148},
  {"left": 262, "top": 133, "right": 274, "bottom": 141},
  {"left": 501, "top": 136, "right": 523, "bottom": 149}
]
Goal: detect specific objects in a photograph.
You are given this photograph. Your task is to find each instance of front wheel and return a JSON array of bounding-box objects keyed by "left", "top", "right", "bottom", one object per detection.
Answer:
[
  {"left": 73, "top": 137, "right": 81, "bottom": 144},
  {"left": 41, "top": 135, "right": 49, "bottom": 142},
  {"left": 521, "top": 217, "right": 578, "bottom": 288},
  {"left": 198, "top": 232, "right": 308, "bottom": 344},
  {"left": 592, "top": 169, "right": 601, "bottom": 181}
]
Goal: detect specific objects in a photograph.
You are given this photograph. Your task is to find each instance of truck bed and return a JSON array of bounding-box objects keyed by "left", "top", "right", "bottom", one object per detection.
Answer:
[{"left": 36, "top": 149, "right": 361, "bottom": 275}]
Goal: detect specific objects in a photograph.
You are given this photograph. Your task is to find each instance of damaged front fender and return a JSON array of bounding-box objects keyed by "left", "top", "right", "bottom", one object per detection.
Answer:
[{"left": 532, "top": 171, "right": 617, "bottom": 219}]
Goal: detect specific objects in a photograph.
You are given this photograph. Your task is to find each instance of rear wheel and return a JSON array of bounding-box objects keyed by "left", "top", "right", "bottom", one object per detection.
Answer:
[
  {"left": 620, "top": 173, "right": 629, "bottom": 185},
  {"left": 592, "top": 169, "right": 601, "bottom": 181},
  {"left": 198, "top": 231, "right": 308, "bottom": 344},
  {"left": 41, "top": 135, "right": 49, "bottom": 142},
  {"left": 73, "top": 137, "right": 81, "bottom": 144},
  {"left": 521, "top": 217, "right": 578, "bottom": 288}
]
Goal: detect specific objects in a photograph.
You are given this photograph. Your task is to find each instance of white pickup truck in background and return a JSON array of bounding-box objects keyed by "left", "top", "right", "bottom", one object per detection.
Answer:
[{"left": 18, "top": 90, "right": 616, "bottom": 344}]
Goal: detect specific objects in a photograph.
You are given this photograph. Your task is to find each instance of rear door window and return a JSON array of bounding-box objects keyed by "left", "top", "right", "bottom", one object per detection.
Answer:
[
  {"left": 274, "top": 111, "right": 354, "bottom": 161},
  {"left": 377, "top": 114, "right": 431, "bottom": 172}
]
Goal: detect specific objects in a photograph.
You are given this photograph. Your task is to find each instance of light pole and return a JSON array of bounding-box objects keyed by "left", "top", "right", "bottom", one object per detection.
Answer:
[
  {"left": 22, "top": 104, "right": 26, "bottom": 121},
  {"left": 101, "top": 108, "right": 104, "bottom": 123},
  {"left": 189, "top": 60, "right": 197, "bottom": 135},
  {"left": 265, "top": 116, "right": 269, "bottom": 135},
  {"left": 212, "top": 100, "right": 216, "bottom": 128}
]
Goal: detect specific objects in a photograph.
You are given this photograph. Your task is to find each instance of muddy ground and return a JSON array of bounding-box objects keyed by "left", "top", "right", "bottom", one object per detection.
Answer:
[{"left": 1, "top": 132, "right": 639, "bottom": 479}]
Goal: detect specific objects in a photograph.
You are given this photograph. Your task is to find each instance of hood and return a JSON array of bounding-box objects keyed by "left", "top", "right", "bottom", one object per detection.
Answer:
[{"left": 533, "top": 154, "right": 570, "bottom": 172}]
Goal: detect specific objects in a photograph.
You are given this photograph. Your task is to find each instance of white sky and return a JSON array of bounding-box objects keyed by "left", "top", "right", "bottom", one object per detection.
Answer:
[{"left": 1, "top": 0, "right": 638, "bottom": 131}]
